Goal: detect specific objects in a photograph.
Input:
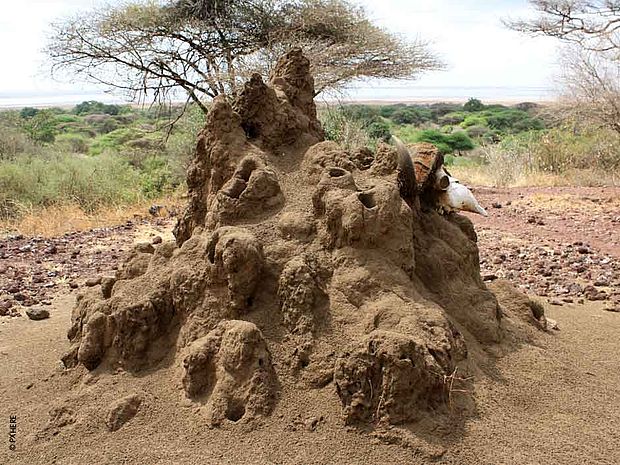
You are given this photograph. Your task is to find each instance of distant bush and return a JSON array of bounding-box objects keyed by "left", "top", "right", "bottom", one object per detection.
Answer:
[
  {"left": 438, "top": 112, "right": 465, "bottom": 125},
  {"left": 367, "top": 120, "right": 391, "bottom": 141},
  {"left": 465, "top": 125, "right": 487, "bottom": 138},
  {"left": 409, "top": 129, "right": 475, "bottom": 155},
  {"left": 74, "top": 101, "right": 125, "bottom": 116},
  {"left": 55, "top": 133, "right": 89, "bottom": 153},
  {"left": 23, "top": 110, "right": 57, "bottom": 144},
  {"left": 89, "top": 127, "right": 145, "bottom": 155},
  {"left": 485, "top": 108, "right": 543, "bottom": 133},
  {"left": 461, "top": 114, "right": 488, "bottom": 128},
  {"left": 476, "top": 125, "right": 620, "bottom": 186},
  {"left": 139, "top": 156, "right": 176, "bottom": 197},
  {"left": 54, "top": 114, "right": 80, "bottom": 124},
  {"left": 463, "top": 98, "right": 484, "bottom": 112},
  {"left": 0, "top": 153, "right": 143, "bottom": 217},
  {"left": 389, "top": 107, "right": 432, "bottom": 125},
  {"left": 319, "top": 106, "right": 375, "bottom": 150},
  {"left": 0, "top": 127, "right": 39, "bottom": 159},
  {"left": 19, "top": 107, "right": 39, "bottom": 119},
  {"left": 379, "top": 104, "right": 407, "bottom": 118},
  {"left": 428, "top": 102, "right": 464, "bottom": 119}
]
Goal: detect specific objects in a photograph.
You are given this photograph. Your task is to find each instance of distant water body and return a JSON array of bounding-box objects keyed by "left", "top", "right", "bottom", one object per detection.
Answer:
[
  {"left": 330, "top": 85, "right": 555, "bottom": 103},
  {"left": 0, "top": 85, "right": 554, "bottom": 108}
]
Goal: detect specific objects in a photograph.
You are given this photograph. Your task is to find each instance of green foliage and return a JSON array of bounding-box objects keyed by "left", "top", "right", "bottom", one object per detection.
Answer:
[
  {"left": 23, "top": 110, "right": 57, "bottom": 144},
  {"left": 0, "top": 153, "right": 143, "bottom": 217},
  {"left": 319, "top": 106, "right": 375, "bottom": 150},
  {"left": 367, "top": 120, "right": 392, "bottom": 141},
  {"left": 390, "top": 107, "right": 432, "bottom": 125},
  {"left": 89, "top": 127, "right": 145, "bottom": 155},
  {"left": 408, "top": 129, "right": 476, "bottom": 155},
  {"left": 341, "top": 105, "right": 381, "bottom": 122},
  {"left": 0, "top": 127, "right": 39, "bottom": 160},
  {"left": 463, "top": 97, "right": 484, "bottom": 112},
  {"left": 139, "top": 156, "right": 175, "bottom": 197},
  {"left": 55, "top": 133, "right": 89, "bottom": 153},
  {"left": 448, "top": 131, "right": 476, "bottom": 152},
  {"left": 484, "top": 108, "right": 544, "bottom": 133},
  {"left": 438, "top": 112, "right": 465, "bottom": 125},
  {"left": 461, "top": 114, "right": 488, "bottom": 128},
  {"left": 20, "top": 107, "right": 39, "bottom": 119},
  {"left": 73, "top": 101, "right": 124, "bottom": 116},
  {"left": 54, "top": 114, "right": 80, "bottom": 124},
  {"left": 0, "top": 102, "right": 198, "bottom": 218},
  {"left": 379, "top": 104, "right": 407, "bottom": 118},
  {"left": 477, "top": 125, "right": 620, "bottom": 186}
]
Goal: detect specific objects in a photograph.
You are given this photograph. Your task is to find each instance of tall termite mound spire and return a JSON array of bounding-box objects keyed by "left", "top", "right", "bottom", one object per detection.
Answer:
[
  {"left": 62, "top": 48, "right": 545, "bottom": 434},
  {"left": 174, "top": 48, "right": 323, "bottom": 245}
]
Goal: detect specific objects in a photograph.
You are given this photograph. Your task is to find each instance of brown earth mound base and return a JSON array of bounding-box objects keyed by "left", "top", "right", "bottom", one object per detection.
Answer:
[{"left": 62, "top": 49, "right": 546, "bottom": 435}]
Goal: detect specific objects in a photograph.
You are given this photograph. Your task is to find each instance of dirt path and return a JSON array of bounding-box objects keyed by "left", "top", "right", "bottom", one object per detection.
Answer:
[{"left": 1, "top": 186, "right": 619, "bottom": 464}]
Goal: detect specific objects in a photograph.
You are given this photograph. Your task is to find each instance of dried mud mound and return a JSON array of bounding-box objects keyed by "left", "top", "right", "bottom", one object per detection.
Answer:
[{"left": 62, "top": 49, "right": 546, "bottom": 434}]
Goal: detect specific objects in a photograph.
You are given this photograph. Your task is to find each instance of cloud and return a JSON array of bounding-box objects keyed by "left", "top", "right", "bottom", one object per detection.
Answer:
[{"left": 357, "top": 0, "right": 560, "bottom": 88}]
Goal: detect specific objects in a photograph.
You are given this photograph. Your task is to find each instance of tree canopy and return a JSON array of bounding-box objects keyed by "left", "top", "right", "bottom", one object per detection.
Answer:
[
  {"left": 506, "top": 1, "right": 620, "bottom": 133},
  {"left": 505, "top": 1, "right": 620, "bottom": 54},
  {"left": 47, "top": 0, "right": 442, "bottom": 113}
]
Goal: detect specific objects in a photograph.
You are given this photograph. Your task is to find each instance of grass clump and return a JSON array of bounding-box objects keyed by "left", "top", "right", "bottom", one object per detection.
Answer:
[{"left": 0, "top": 153, "right": 143, "bottom": 218}]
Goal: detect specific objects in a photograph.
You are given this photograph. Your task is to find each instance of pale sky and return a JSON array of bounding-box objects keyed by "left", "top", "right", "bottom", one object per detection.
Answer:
[{"left": 0, "top": 0, "right": 560, "bottom": 102}]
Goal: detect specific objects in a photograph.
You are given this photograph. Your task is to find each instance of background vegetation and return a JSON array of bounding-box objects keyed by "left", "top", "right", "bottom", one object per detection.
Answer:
[
  {"left": 1, "top": 95, "right": 618, "bottom": 232},
  {"left": 0, "top": 101, "right": 203, "bottom": 223},
  {"left": 320, "top": 97, "right": 620, "bottom": 186}
]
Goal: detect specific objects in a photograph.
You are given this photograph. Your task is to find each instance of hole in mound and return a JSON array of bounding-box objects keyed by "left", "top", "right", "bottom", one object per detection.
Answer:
[
  {"left": 242, "top": 122, "right": 260, "bottom": 139},
  {"left": 223, "top": 179, "right": 247, "bottom": 199},
  {"left": 237, "top": 159, "right": 258, "bottom": 182},
  {"left": 328, "top": 167, "right": 347, "bottom": 178},
  {"left": 358, "top": 192, "right": 377, "bottom": 209},
  {"left": 206, "top": 240, "right": 217, "bottom": 264},
  {"left": 225, "top": 401, "right": 246, "bottom": 422}
]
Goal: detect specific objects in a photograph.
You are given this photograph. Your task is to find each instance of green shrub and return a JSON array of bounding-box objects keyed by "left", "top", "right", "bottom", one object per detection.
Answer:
[
  {"left": 463, "top": 98, "right": 484, "bottom": 112},
  {"left": 54, "top": 114, "right": 80, "bottom": 124},
  {"left": 74, "top": 101, "right": 125, "bottom": 116},
  {"left": 0, "top": 153, "right": 143, "bottom": 217},
  {"left": 89, "top": 127, "right": 144, "bottom": 155},
  {"left": 465, "top": 125, "right": 487, "bottom": 138},
  {"left": 390, "top": 107, "right": 431, "bottom": 125},
  {"left": 55, "top": 133, "right": 89, "bottom": 153},
  {"left": 379, "top": 104, "right": 407, "bottom": 118},
  {"left": 438, "top": 112, "right": 465, "bottom": 125},
  {"left": 139, "top": 156, "right": 176, "bottom": 197},
  {"left": 477, "top": 126, "right": 620, "bottom": 186},
  {"left": 407, "top": 129, "right": 476, "bottom": 155},
  {"left": 461, "top": 114, "right": 488, "bottom": 128},
  {"left": 19, "top": 107, "right": 39, "bottom": 119},
  {"left": 367, "top": 120, "right": 391, "bottom": 141},
  {"left": 0, "top": 127, "right": 40, "bottom": 159},
  {"left": 23, "top": 110, "right": 57, "bottom": 144}
]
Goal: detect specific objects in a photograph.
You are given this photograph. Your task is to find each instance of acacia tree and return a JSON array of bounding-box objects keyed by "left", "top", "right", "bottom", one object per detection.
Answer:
[
  {"left": 47, "top": 0, "right": 442, "bottom": 113},
  {"left": 506, "top": 1, "right": 620, "bottom": 133},
  {"left": 505, "top": 1, "right": 620, "bottom": 53},
  {"left": 556, "top": 45, "right": 620, "bottom": 132}
]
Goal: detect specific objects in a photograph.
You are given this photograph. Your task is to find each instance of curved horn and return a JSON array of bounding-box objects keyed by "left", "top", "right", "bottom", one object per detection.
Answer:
[{"left": 391, "top": 136, "right": 416, "bottom": 205}]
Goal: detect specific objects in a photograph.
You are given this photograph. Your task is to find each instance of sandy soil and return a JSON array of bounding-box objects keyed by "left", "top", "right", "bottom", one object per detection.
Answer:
[{"left": 1, "top": 186, "right": 619, "bottom": 465}]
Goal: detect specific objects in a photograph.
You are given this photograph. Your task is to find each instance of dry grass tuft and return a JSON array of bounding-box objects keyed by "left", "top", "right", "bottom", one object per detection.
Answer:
[{"left": 0, "top": 196, "right": 183, "bottom": 237}]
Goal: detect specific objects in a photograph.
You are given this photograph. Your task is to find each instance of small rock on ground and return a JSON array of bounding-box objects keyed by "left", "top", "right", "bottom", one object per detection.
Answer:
[{"left": 26, "top": 308, "right": 49, "bottom": 320}]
